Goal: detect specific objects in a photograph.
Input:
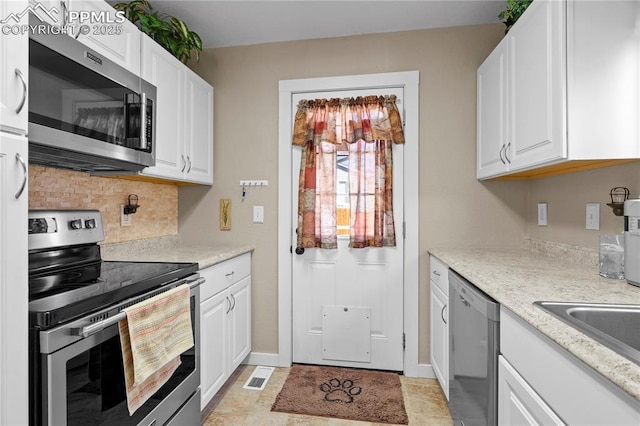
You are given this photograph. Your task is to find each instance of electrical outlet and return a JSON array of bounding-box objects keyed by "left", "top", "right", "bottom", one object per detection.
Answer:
[
  {"left": 121, "top": 205, "right": 132, "bottom": 227},
  {"left": 586, "top": 203, "right": 600, "bottom": 230},
  {"left": 537, "top": 203, "right": 548, "bottom": 226}
]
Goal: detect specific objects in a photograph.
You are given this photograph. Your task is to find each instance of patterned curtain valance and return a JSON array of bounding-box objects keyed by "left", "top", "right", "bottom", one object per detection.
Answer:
[{"left": 292, "top": 95, "right": 404, "bottom": 146}]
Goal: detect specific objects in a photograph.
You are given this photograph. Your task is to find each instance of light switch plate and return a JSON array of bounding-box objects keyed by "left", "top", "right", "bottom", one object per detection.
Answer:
[
  {"left": 586, "top": 203, "right": 600, "bottom": 230},
  {"left": 253, "top": 205, "right": 264, "bottom": 223},
  {"left": 537, "top": 203, "right": 548, "bottom": 226}
]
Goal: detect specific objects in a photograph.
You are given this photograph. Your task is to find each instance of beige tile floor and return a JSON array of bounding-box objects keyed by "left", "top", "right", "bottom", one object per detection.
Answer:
[{"left": 202, "top": 365, "right": 453, "bottom": 425}]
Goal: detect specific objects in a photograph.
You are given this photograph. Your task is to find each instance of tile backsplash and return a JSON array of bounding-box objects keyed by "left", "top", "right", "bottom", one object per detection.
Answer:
[{"left": 28, "top": 165, "right": 178, "bottom": 244}]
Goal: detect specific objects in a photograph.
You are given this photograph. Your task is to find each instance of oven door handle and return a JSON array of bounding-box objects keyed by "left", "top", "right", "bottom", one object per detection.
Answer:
[{"left": 70, "top": 277, "right": 204, "bottom": 338}]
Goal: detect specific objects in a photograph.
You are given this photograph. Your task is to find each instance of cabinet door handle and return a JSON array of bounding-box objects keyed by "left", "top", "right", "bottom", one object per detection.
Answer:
[
  {"left": 505, "top": 142, "right": 512, "bottom": 163},
  {"left": 225, "top": 296, "right": 232, "bottom": 314},
  {"left": 499, "top": 144, "right": 506, "bottom": 164},
  {"left": 15, "top": 153, "right": 27, "bottom": 199},
  {"left": 441, "top": 304, "right": 447, "bottom": 325},
  {"left": 181, "top": 155, "right": 186, "bottom": 172},
  {"left": 230, "top": 293, "right": 236, "bottom": 311},
  {"left": 14, "top": 69, "right": 27, "bottom": 114},
  {"left": 61, "top": 0, "right": 68, "bottom": 26},
  {"left": 186, "top": 156, "right": 192, "bottom": 173}
]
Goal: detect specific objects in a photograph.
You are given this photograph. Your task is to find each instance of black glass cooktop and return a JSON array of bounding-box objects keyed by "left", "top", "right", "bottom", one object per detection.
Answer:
[{"left": 29, "top": 260, "right": 198, "bottom": 329}]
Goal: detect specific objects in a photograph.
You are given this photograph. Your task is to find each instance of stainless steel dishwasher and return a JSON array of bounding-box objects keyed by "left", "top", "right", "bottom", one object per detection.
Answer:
[{"left": 448, "top": 270, "right": 500, "bottom": 426}]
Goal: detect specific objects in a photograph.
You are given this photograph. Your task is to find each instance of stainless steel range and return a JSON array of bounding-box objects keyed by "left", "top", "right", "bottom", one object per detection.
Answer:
[{"left": 28, "top": 210, "right": 202, "bottom": 426}]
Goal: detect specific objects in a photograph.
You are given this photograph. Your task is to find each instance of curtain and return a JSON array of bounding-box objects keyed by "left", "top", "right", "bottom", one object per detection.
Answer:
[
  {"left": 293, "top": 95, "right": 403, "bottom": 249},
  {"left": 348, "top": 139, "right": 395, "bottom": 248}
]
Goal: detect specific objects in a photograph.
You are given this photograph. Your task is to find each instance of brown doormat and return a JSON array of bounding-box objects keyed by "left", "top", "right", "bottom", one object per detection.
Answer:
[{"left": 271, "top": 364, "right": 409, "bottom": 424}]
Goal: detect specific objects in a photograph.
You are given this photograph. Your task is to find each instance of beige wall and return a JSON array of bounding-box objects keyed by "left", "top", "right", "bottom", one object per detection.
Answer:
[
  {"left": 178, "top": 24, "right": 531, "bottom": 363},
  {"left": 29, "top": 165, "right": 178, "bottom": 244},
  {"left": 527, "top": 162, "right": 640, "bottom": 247}
]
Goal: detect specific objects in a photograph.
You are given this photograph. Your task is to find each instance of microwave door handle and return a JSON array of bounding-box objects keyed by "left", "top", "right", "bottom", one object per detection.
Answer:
[{"left": 140, "top": 92, "right": 148, "bottom": 150}]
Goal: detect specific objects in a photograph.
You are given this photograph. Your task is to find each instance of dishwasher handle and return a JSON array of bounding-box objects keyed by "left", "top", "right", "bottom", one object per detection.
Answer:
[{"left": 449, "top": 270, "right": 500, "bottom": 321}]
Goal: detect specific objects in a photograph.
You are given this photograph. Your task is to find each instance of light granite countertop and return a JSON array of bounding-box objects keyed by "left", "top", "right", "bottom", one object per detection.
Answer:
[
  {"left": 100, "top": 235, "right": 254, "bottom": 269},
  {"left": 428, "top": 247, "right": 640, "bottom": 402}
]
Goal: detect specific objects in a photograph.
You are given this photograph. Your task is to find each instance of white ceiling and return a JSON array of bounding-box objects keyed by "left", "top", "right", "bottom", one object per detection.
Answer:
[{"left": 135, "top": 1, "right": 506, "bottom": 48}]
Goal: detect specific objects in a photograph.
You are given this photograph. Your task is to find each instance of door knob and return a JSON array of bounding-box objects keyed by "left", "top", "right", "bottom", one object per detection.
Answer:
[{"left": 295, "top": 247, "right": 305, "bottom": 255}]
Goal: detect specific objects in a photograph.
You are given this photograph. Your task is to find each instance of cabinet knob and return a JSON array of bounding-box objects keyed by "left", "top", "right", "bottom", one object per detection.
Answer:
[{"left": 295, "top": 247, "right": 305, "bottom": 255}]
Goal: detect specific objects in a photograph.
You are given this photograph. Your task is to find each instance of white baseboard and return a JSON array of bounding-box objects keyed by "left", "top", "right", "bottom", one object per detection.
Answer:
[
  {"left": 243, "top": 352, "right": 280, "bottom": 367},
  {"left": 244, "top": 354, "right": 437, "bottom": 380},
  {"left": 417, "top": 363, "right": 437, "bottom": 379}
]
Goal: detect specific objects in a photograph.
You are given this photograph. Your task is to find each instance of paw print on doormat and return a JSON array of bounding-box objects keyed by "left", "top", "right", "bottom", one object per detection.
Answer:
[{"left": 319, "top": 378, "right": 362, "bottom": 403}]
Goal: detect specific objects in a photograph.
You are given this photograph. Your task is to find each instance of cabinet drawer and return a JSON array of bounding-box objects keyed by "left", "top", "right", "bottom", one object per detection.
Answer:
[
  {"left": 200, "top": 253, "right": 251, "bottom": 301},
  {"left": 430, "top": 255, "right": 449, "bottom": 295},
  {"left": 501, "top": 307, "right": 639, "bottom": 425}
]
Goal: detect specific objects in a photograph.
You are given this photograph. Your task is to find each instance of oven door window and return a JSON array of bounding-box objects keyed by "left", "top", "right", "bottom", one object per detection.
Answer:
[{"left": 46, "top": 310, "right": 196, "bottom": 425}]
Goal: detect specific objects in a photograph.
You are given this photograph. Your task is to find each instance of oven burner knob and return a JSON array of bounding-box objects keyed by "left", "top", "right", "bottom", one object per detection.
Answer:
[
  {"left": 69, "top": 219, "right": 83, "bottom": 230},
  {"left": 84, "top": 219, "right": 96, "bottom": 229}
]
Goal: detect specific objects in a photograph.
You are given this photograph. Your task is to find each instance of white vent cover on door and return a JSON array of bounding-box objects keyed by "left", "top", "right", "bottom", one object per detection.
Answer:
[
  {"left": 243, "top": 366, "right": 275, "bottom": 391},
  {"left": 321, "top": 305, "right": 371, "bottom": 362}
]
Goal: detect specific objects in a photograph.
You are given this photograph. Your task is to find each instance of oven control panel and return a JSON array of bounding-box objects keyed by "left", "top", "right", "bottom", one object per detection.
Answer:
[
  {"left": 28, "top": 210, "right": 105, "bottom": 250},
  {"left": 28, "top": 217, "right": 58, "bottom": 234}
]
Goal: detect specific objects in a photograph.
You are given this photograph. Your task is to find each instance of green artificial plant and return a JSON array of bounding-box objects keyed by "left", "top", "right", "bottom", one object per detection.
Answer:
[
  {"left": 114, "top": 0, "right": 202, "bottom": 64},
  {"left": 498, "top": 0, "right": 533, "bottom": 33}
]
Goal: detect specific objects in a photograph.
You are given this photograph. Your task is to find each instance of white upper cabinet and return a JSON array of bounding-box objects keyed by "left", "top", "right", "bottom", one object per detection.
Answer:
[
  {"left": 66, "top": 0, "right": 141, "bottom": 75},
  {"left": 29, "top": 0, "right": 60, "bottom": 25},
  {"left": 477, "top": 37, "right": 508, "bottom": 178},
  {"left": 184, "top": 69, "right": 214, "bottom": 185},
  {"left": 140, "top": 34, "right": 214, "bottom": 185},
  {"left": 140, "top": 34, "right": 186, "bottom": 181},
  {"left": 477, "top": 0, "right": 640, "bottom": 180},
  {"left": 507, "top": 0, "right": 566, "bottom": 171},
  {"left": 30, "top": 0, "right": 140, "bottom": 74},
  {"left": 0, "top": 0, "right": 29, "bottom": 135}
]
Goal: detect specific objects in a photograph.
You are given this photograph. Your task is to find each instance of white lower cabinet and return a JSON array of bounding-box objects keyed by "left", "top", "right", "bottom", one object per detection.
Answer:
[
  {"left": 200, "top": 289, "right": 228, "bottom": 409},
  {"left": 498, "top": 356, "right": 563, "bottom": 425},
  {"left": 430, "top": 284, "right": 448, "bottom": 398},
  {"left": 500, "top": 307, "right": 639, "bottom": 425},
  {"left": 429, "top": 255, "right": 449, "bottom": 399},
  {"left": 199, "top": 254, "right": 251, "bottom": 410}
]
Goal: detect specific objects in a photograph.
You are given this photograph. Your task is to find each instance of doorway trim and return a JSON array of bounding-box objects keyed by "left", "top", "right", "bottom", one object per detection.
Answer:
[{"left": 277, "top": 71, "right": 419, "bottom": 376}]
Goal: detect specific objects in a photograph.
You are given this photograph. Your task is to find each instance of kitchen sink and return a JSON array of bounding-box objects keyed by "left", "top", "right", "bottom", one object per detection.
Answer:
[{"left": 534, "top": 301, "right": 640, "bottom": 365}]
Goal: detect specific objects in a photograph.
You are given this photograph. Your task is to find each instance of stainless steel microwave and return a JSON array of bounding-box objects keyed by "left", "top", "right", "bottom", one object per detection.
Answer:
[{"left": 28, "top": 21, "right": 156, "bottom": 173}]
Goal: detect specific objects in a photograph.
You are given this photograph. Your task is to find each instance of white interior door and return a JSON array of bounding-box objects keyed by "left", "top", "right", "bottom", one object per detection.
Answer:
[{"left": 291, "top": 88, "right": 404, "bottom": 371}]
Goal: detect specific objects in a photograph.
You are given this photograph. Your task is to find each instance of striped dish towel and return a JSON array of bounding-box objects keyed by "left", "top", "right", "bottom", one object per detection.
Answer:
[{"left": 118, "top": 284, "right": 193, "bottom": 415}]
